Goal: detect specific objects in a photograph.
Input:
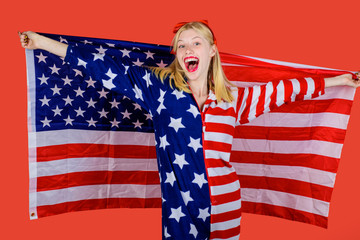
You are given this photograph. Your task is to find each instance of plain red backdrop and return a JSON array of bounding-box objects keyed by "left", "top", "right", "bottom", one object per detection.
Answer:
[{"left": 2, "top": 0, "right": 360, "bottom": 239}]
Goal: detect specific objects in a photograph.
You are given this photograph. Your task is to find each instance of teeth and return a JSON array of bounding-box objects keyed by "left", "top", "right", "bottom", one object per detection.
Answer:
[{"left": 185, "top": 58, "right": 198, "bottom": 63}]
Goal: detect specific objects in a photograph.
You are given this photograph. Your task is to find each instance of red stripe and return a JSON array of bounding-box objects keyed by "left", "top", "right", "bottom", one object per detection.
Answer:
[
  {"left": 37, "top": 143, "right": 157, "bottom": 162},
  {"left": 238, "top": 175, "right": 333, "bottom": 202},
  {"left": 206, "top": 122, "right": 235, "bottom": 135},
  {"left": 206, "top": 159, "right": 232, "bottom": 168},
  {"left": 211, "top": 209, "right": 241, "bottom": 224},
  {"left": 241, "top": 201, "right": 328, "bottom": 228},
  {"left": 255, "top": 84, "right": 266, "bottom": 117},
  {"left": 212, "top": 189, "right": 241, "bottom": 206},
  {"left": 272, "top": 98, "right": 352, "bottom": 114},
  {"left": 37, "top": 171, "right": 160, "bottom": 191},
  {"left": 210, "top": 225, "right": 240, "bottom": 239},
  {"left": 36, "top": 198, "right": 161, "bottom": 218},
  {"left": 206, "top": 106, "right": 236, "bottom": 116},
  {"left": 209, "top": 174, "right": 239, "bottom": 187},
  {"left": 230, "top": 151, "right": 339, "bottom": 173},
  {"left": 204, "top": 140, "right": 232, "bottom": 152},
  {"left": 234, "top": 126, "right": 346, "bottom": 143}
]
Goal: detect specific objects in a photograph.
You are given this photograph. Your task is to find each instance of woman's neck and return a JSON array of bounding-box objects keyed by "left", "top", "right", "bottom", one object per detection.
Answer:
[{"left": 188, "top": 80, "right": 209, "bottom": 110}]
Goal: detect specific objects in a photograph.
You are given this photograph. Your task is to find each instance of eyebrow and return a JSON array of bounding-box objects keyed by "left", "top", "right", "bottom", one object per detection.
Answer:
[{"left": 178, "top": 36, "right": 202, "bottom": 42}]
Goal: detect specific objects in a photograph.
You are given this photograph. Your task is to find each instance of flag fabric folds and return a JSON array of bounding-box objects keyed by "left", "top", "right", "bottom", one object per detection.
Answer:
[{"left": 26, "top": 33, "right": 355, "bottom": 228}]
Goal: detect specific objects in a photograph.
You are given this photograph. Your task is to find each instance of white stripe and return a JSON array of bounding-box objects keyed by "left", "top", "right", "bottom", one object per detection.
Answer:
[
  {"left": 232, "top": 139, "right": 343, "bottom": 159},
  {"left": 205, "top": 150, "right": 231, "bottom": 161},
  {"left": 207, "top": 166, "right": 236, "bottom": 177},
  {"left": 231, "top": 81, "right": 355, "bottom": 101},
  {"left": 241, "top": 188, "right": 329, "bottom": 217},
  {"left": 36, "top": 184, "right": 161, "bottom": 206},
  {"left": 211, "top": 218, "right": 241, "bottom": 231},
  {"left": 237, "top": 87, "right": 249, "bottom": 121},
  {"left": 205, "top": 114, "right": 236, "bottom": 126},
  {"left": 304, "top": 77, "right": 315, "bottom": 99},
  {"left": 290, "top": 78, "right": 300, "bottom": 102},
  {"left": 29, "top": 129, "right": 156, "bottom": 148},
  {"left": 211, "top": 234, "right": 240, "bottom": 240},
  {"left": 264, "top": 81, "right": 273, "bottom": 112},
  {"left": 232, "top": 163, "right": 336, "bottom": 188},
  {"left": 248, "top": 85, "right": 261, "bottom": 121},
  {"left": 244, "top": 112, "right": 350, "bottom": 130},
  {"left": 211, "top": 199, "right": 242, "bottom": 215},
  {"left": 35, "top": 157, "right": 159, "bottom": 177},
  {"left": 210, "top": 180, "right": 240, "bottom": 196},
  {"left": 276, "top": 80, "right": 285, "bottom": 107},
  {"left": 204, "top": 132, "right": 233, "bottom": 144}
]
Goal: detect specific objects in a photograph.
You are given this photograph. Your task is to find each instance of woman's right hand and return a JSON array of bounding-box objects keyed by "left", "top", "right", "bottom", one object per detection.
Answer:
[{"left": 19, "top": 31, "right": 41, "bottom": 50}]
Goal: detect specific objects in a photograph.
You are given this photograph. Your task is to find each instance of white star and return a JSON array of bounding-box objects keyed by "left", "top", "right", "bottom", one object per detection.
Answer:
[
  {"left": 77, "top": 58, "right": 87, "bottom": 68},
  {"left": 50, "top": 84, "right": 61, "bottom": 95},
  {"left": 173, "top": 153, "right": 189, "bottom": 169},
  {"left": 96, "top": 45, "right": 107, "bottom": 55},
  {"left": 171, "top": 89, "right": 186, "bottom": 100},
  {"left": 73, "top": 69, "right": 83, "bottom": 77},
  {"left": 133, "top": 120, "right": 143, "bottom": 129},
  {"left": 110, "top": 118, "right": 120, "bottom": 128},
  {"left": 133, "top": 84, "right": 144, "bottom": 101},
  {"left": 86, "top": 117, "right": 97, "bottom": 127},
  {"left": 64, "top": 115, "right": 74, "bottom": 126},
  {"left": 133, "top": 58, "right": 144, "bottom": 67},
  {"left": 156, "top": 59, "right": 168, "bottom": 68},
  {"left": 40, "top": 117, "right": 51, "bottom": 127},
  {"left": 74, "top": 86, "right": 85, "bottom": 97},
  {"left": 144, "top": 113, "right": 152, "bottom": 120},
  {"left": 106, "top": 43, "right": 115, "bottom": 48},
  {"left": 59, "top": 36, "right": 68, "bottom": 43},
  {"left": 133, "top": 103, "right": 142, "bottom": 110},
  {"left": 38, "top": 74, "right": 49, "bottom": 85},
  {"left": 180, "top": 190, "right": 194, "bottom": 206},
  {"left": 92, "top": 53, "right": 105, "bottom": 61},
  {"left": 169, "top": 117, "right": 185, "bottom": 132},
  {"left": 63, "top": 95, "right": 74, "bottom": 106},
  {"left": 62, "top": 75, "right": 73, "bottom": 86},
  {"left": 189, "top": 224, "right": 198, "bottom": 238},
  {"left": 103, "top": 78, "right": 115, "bottom": 89},
  {"left": 52, "top": 105, "right": 63, "bottom": 116},
  {"left": 198, "top": 207, "right": 210, "bottom": 222},
  {"left": 86, "top": 98, "right": 97, "bottom": 108},
  {"left": 169, "top": 206, "right": 185, "bottom": 223},
  {"left": 156, "top": 89, "right": 166, "bottom": 114},
  {"left": 187, "top": 104, "right": 200, "bottom": 118},
  {"left": 159, "top": 135, "right": 170, "bottom": 150},
  {"left": 98, "top": 108, "right": 109, "bottom": 118},
  {"left": 123, "top": 64, "right": 130, "bottom": 74},
  {"left": 82, "top": 39, "right": 92, "bottom": 45},
  {"left": 75, "top": 107, "right": 85, "bottom": 117},
  {"left": 142, "top": 71, "right": 152, "bottom": 87},
  {"left": 188, "top": 137, "right": 202, "bottom": 152},
  {"left": 85, "top": 77, "right": 96, "bottom": 88},
  {"left": 120, "top": 48, "right": 131, "bottom": 58},
  {"left": 110, "top": 98, "right": 120, "bottom": 109},
  {"left": 49, "top": 64, "right": 60, "bottom": 74},
  {"left": 106, "top": 68, "right": 117, "bottom": 80},
  {"left": 164, "top": 226, "right": 171, "bottom": 238},
  {"left": 192, "top": 173, "right": 208, "bottom": 188},
  {"left": 121, "top": 109, "right": 132, "bottom": 119},
  {"left": 165, "top": 171, "right": 176, "bottom": 186},
  {"left": 97, "top": 88, "right": 108, "bottom": 99},
  {"left": 144, "top": 50, "right": 155, "bottom": 59},
  {"left": 36, "top": 52, "right": 47, "bottom": 63},
  {"left": 39, "top": 95, "right": 50, "bottom": 106}
]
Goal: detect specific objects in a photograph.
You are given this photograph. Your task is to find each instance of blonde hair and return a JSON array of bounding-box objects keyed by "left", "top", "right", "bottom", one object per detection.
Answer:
[{"left": 151, "top": 21, "right": 234, "bottom": 102}]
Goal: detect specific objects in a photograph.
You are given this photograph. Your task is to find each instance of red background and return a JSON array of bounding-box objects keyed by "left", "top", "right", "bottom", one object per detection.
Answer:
[{"left": 2, "top": 0, "right": 360, "bottom": 239}]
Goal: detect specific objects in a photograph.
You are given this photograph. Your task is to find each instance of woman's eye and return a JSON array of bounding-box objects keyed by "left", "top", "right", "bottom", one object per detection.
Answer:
[
  {"left": 178, "top": 45, "right": 184, "bottom": 49},
  {"left": 194, "top": 42, "right": 200, "bottom": 46}
]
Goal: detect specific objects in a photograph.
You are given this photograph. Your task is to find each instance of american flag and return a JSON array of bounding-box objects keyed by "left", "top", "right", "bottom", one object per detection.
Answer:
[{"left": 26, "top": 33, "right": 355, "bottom": 228}]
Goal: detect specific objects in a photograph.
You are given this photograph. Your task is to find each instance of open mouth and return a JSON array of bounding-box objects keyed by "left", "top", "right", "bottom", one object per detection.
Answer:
[{"left": 184, "top": 57, "right": 199, "bottom": 72}]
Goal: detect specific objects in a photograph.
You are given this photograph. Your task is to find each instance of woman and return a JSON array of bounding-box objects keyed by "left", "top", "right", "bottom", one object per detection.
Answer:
[{"left": 19, "top": 21, "right": 359, "bottom": 240}]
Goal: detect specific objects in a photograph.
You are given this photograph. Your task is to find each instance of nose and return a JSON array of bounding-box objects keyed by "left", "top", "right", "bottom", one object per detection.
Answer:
[{"left": 185, "top": 45, "right": 193, "bottom": 54}]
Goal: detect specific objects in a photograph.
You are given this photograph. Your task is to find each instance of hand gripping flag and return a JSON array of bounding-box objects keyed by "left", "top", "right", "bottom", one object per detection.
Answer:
[{"left": 25, "top": 33, "right": 356, "bottom": 228}]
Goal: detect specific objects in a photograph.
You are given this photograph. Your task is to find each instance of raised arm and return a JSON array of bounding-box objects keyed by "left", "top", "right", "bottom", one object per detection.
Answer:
[
  {"left": 19, "top": 31, "right": 68, "bottom": 58},
  {"left": 324, "top": 73, "right": 360, "bottom": 88}
]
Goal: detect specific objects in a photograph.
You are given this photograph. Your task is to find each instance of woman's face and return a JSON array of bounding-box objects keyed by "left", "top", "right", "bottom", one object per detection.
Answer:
[{"left": 176, "top": 28, "right": 216, "bottom": 84}]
